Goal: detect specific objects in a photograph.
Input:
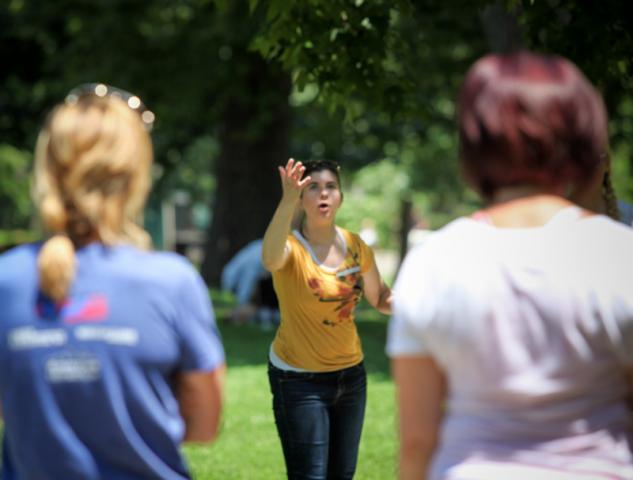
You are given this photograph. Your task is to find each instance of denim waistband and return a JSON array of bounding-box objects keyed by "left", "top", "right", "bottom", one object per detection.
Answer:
[{"left": 268, "top": 360, "right": 365, "bottom": 377}]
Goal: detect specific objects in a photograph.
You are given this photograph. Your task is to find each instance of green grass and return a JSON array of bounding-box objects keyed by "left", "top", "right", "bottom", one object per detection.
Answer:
[{"left": 186, "top": 307, "right": 397, "bottom": 479}]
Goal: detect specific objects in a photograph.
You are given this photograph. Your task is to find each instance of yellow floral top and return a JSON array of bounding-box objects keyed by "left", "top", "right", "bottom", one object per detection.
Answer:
[{"left": 271, "top": 227, "right": 375, "bottom": 372}]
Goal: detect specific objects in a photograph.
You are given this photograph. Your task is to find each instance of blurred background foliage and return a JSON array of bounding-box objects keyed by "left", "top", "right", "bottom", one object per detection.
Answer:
[{"left": 1, "top": 0, "right": 632, "bottom": 281}]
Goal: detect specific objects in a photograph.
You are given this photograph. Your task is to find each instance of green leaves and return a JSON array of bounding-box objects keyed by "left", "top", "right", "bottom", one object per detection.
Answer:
[
  {"left": 0, "top": 144, "right": 33, "bottom": 229},
  {"left": 251, "top": 0, "right": 401, "bottom": 119}
]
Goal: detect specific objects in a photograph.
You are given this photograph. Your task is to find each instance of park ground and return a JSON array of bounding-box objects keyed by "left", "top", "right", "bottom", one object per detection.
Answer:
[{"left": 185, "top": 299, "right": 397, "bottom": 479}]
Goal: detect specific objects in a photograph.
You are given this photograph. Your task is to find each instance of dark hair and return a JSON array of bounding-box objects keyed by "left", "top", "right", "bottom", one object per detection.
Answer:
[
  {"left": 602, "top": 166, "right": 621, "bottom": 221},
  {"left": 301, "top": 160, "right": 342, "bottom": 186},
  {"left": 457, "top": 51, "right": 607, "bottom": 200}
]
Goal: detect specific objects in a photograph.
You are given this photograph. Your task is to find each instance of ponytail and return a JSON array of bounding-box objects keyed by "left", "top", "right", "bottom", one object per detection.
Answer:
[
  {"left": 32, "top": 91, "right": 153, "bottom": 302},
  {"left": 37, "top": 235, "right": 77, "bottom": 302}
]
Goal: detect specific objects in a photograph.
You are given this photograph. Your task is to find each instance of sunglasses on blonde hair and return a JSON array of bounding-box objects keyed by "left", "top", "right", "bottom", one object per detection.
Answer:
[{"left": 65, "top": 83, "right": 155, "bottom": 131}]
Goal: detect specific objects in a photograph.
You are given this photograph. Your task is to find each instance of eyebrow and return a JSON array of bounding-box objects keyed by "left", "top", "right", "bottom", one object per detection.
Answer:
[{"left": 309, "top": 178, "right": 337, "bottom": 183}]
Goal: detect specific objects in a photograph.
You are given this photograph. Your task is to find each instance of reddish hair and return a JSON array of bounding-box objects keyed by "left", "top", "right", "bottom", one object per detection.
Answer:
[{"left": 457, "top": 51, "right": 607, "bottom": 199}]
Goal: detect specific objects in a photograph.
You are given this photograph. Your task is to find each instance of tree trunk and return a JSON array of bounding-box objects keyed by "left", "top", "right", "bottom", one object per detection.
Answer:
[
  {"left": 398, "top": 198, "right": 413, "bottom": 268},
  {"left": 201, "top": 55, "right": 291, "bottom": 286}
]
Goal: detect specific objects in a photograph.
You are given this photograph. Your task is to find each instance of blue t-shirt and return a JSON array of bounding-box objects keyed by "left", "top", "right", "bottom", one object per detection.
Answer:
[{"left": 0, "top": 243, "right": 225, "bottom": 480}]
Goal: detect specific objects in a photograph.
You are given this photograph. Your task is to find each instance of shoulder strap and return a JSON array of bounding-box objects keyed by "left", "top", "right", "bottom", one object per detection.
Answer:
[{"left": 471, "top": 210, "right": 493, "bottom": 224}]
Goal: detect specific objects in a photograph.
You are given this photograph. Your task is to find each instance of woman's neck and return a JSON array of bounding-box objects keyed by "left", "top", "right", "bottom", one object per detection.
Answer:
[
  {"left": 578, "top": 191, "right": 607, "bottom": 215},
  {"left": 301, "top": 222, "right": 337, "bottom": 246},
  {"left": 488, "top": 185, "right": 563, "bottom": 205},
  {"left": 69, "top": 230, "right": 101, "bottom": 249},
  {"left": 484, "top": 189, "right": 578, "bottom": 228}
]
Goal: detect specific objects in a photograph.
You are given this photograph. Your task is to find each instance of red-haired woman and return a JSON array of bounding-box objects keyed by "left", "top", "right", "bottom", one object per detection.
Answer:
[{"left": 388, "top": 52, "right": 633, "bottom": 479}]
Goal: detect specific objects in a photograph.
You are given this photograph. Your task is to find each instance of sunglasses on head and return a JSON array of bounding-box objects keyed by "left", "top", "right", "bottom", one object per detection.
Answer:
[
  {"left": 303, "top": 160, "right": 341, "bottom": 172},
  {"left": 65, "top": 83, "right": 155, "bottom": 132}
]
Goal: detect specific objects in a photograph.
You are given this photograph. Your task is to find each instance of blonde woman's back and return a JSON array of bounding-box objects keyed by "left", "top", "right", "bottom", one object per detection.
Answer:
[
  {"left": 0, "top": 241, "right": 224, "bottom": 479},
  {"left": 0, "top": 85, "right": 225, "bottom": 480}
]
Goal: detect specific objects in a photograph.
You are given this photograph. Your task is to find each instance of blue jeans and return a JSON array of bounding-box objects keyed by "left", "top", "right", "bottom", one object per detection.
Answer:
[{"left": 268, "top": 362, "right": 367, "bottom": 480}]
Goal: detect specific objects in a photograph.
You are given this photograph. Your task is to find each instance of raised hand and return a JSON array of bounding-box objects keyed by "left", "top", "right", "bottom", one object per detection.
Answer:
[
  {"left": 262, "top": 159, "right": 312, "bottom": 271},
  {"left": 279, "top": 158, "right": 311, "bottom": 203}
]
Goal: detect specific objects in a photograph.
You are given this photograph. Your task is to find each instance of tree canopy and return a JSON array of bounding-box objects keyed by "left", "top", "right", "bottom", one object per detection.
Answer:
[{"left": 1, "top": 0, "right": 632, "bottom": 275}]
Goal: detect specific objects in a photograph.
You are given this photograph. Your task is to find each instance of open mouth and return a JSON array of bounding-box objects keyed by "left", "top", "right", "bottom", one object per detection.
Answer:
[{"left": 318, "top": 202, "right": 330, "bottom": 213}]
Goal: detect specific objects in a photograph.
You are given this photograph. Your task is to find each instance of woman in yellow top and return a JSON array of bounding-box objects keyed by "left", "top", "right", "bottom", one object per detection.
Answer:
[{"left": 262, "top": 158, "right": 392, "bottom": 479}]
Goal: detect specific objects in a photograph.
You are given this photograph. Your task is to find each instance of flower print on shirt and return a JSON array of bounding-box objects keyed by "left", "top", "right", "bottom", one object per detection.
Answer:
[{"left": 307, "top": 249, "right": 365, "bottom": 327}]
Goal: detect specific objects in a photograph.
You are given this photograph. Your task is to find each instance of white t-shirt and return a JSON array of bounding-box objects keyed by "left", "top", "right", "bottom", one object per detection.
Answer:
[{"left": 387, "top": 208, "right": 633, "bottom": 480}]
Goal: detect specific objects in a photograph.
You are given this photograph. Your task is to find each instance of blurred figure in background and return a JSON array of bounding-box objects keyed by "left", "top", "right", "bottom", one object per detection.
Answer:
[
  {"left": 388, "top": 52, "right": 633, "bottom": 480},
  {"left": 406, "top": 213, "right": 431, "bottom": 251},
  {"left": 359, "top": 218, "right": 378, "bottom": 248},
  {"left": 221, "top": 238, "right": 279, "bottom": 329},
  {"left": 0, "top": 83, "right": 225, "bottom": 480}
]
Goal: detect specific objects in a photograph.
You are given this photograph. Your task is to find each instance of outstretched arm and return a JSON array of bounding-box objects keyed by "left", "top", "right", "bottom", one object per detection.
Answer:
[
  {"left": 262, "top": 159, "right": 311, "bottom": 272},
  {"left": 392, "top": 356, "right": 446, "bottom": 480}
]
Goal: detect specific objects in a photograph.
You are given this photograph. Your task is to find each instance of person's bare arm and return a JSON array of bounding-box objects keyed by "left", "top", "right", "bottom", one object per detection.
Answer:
[
  {"left": 262, "top": 159, "right": 311, "bottom": 272},
  {"left": 176, "top": 364, "right": 226, "bottom": 444},
  {"left": 392, "top": 356, "right": 446, "bottom": 480},
  {"left": 362, "top": 262, "right": 392, "bottom": 315}
]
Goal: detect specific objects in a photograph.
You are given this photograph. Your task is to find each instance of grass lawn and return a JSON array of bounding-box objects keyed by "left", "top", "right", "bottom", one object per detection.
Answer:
[{"left": 186, "top": 306, "right": 397, "bottom": 479}]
